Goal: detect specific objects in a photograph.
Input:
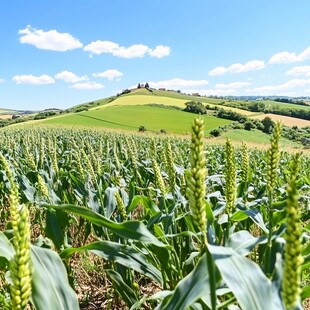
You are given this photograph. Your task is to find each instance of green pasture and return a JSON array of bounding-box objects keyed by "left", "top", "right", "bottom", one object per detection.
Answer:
[
  {"left": 262, "top": 100, "right": 310, "bottom": 111},
  {"left": 102, "top": 95, "right": 188, "bottom": 110},
  {"left": 219, "top": 129, "right": 301, "bottom": 148},
  {"left": 98, "top": 93, "right": 256, "bottom": 116},
  {"left": 39, "top": 105, "right": 232, "bottom": 134}
]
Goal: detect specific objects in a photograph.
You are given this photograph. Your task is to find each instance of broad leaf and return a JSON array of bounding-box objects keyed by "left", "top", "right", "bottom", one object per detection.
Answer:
[
  {"left": 208, "top": 244, "right": 283, "bottom": 310},
  {"left": 158, "top": 254, "right": 212, "bottom": 310},
  {"left": 31, "top": 245, "right": 79, "bottom": 310},
  {"left": 227, "top": 230, "right": 267, "bottom": 256},
  {"left": 0, "top": 232, "right": 15, "bottom": 261},
  {"left": 106, "top": 269, "right": 139, "bottom": 306},
  {"left": 244, "top": 209, "right": 268, "bottom": 233},
  {"left": 61, "top": 241, "right": 163, "bottom": 284},
  {"left": 46, "top": 204, "right": 165, "bottom": 247},
  {"left": 45, "top": 210, "right": 65, "bottom": 250}
]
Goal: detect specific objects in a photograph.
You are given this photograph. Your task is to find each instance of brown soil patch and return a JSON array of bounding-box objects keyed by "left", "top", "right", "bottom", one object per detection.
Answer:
[
  {"left": 0, "top": 114, "right": 13, "bottom": 119},
  {"left": 251, "top": 113, "right": 310, "bottom": 127}
]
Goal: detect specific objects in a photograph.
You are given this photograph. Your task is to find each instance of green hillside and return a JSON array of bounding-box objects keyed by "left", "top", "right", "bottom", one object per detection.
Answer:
[{"left": 40, "top": 105, "right": 232, "bottom": 134}]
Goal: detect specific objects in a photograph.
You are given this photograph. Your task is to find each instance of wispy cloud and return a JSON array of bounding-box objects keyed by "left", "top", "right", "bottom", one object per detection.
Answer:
[
  {"left": 55, "top": 70, "right": 89, "bottom": 83},
  {"left": 0, "top": 78, "right": 4, "bottom": 83},
  {"left": 149, "top": 78, "right": 208, "bottom": 89},
  {"left": 12, "top": 74, "right": 55, "bottom": 85},
  {"left": 84, "top": 40, "right": 170, "bottom": 58},
  {"left": 209, "top": 60, "right": 265, "bottom": 76},
  {"left": 92, "top": 69, "right": 123, "bottom": 81},
  {"left": 251, "top": 78, "right": 310, "bottom": 93},
  {"left": 287, "top": 66, "right": 310, "bottom": 77},
  {"left": 19, "top": 25, "right": 83, "bottom": 51},
  {"left": 269, "top": 46, "right": 310, "bottom": 64},
  {"left": 69, "top": 81, "right": 104, "bottom": 90},
  {"left": 184, "top": 89, "right": 238, "bottom": 96},
  {"left": 215, "top": 82, "right": 251, "bottom": 89}
]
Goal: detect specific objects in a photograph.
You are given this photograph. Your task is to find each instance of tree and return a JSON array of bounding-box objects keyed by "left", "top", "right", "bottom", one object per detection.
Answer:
[
  {"left": 145, "top": 82, "right": 149, "bottom": 88},
  {"left": 261, "top": 116, "right": 274, "bottom": 133},
  {"left": 183, "top": 101, "right": 207, "bottom": 114},
  {"left": 137, "top": 83, "right": 141, "bottom": 89},
  {"left": 244, "top": 120, "right": 254, "bottom": 131}
]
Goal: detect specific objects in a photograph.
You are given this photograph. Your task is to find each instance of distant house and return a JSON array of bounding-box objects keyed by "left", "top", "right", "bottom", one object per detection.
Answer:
[
  {"left": 192, "top": 93, "right": 200, "bottom": 97},
  {"left": 159, "top": 88, "right": 166, "bottom": 91}
]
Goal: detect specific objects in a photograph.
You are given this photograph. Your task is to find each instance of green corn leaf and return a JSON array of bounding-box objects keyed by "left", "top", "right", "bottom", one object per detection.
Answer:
[
  {"left": 230, "top": 210, "right": 249, "bottom": 222},
  {"left": 301, "top": 285, "right": 310, "bottom": 301},
  {"left": 157, "top": 253, "right": 212, "bottom": 310},
  {"left": 0, "top": 232, "right": 15, "bottom": 261},
  {"left": 60, "top": 241, "right": 163, "bottom": 284},
  {"left": 244, "top": 209, "right": 269, "bottom": 233},
  {"left": 227, "top": 230, "right": 267, "bottom": 256},
  {"left": 208, "top": 244, "right": 283, "bottom": 310},
  {"left": 106, "top": 269, "right": 139, "bottom": 306},
  {"left": 45, "top": 210, "right": 65, "bottom": 250},
  {"left": 46, "top": 204, "right": 166, "bottom": 247},
  {"left": 31, "top": 245, "right": 79, "bottom": 310}
]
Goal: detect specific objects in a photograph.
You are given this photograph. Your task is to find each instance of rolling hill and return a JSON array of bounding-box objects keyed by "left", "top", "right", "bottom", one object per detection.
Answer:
[{"left": 5, "top": 88, "right": 310, "bottom": 148}]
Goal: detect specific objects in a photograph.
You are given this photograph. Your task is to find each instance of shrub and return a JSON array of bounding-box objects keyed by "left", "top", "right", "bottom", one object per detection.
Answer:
[
  {"left": 138, "top": 125, "right": 147, "bottom": 132},
  {"left": 210, "top": 128, "right": 221, "bottom": 137},
  {"left": 183, "top": 101, "right": 207, "bottom": 114},
  {"left": 244, "top": 121, "right": 255, "bottom": 131}
]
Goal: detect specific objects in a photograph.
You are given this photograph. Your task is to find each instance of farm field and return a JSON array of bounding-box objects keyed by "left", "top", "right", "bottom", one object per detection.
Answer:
[
  {"left": 262, "top": 100, "right": 310, "bottom": 111},
  {"left": 251, "top": 113, "right": 310, "bottom": 127},
  {"left": 97, "top": 93, "right": 257, "bottom": 116},
  {"left": 0, "top": 121, "right": 308, "bottom": 309},
  {"left": 34, "top": 105, "right": 233, "bottom": 134},
  {"left": 0, "top": 114, "right": 13, "bottom": 119},
  {"left": 217, "top": 129, "right": 302, "bottom": 148}
]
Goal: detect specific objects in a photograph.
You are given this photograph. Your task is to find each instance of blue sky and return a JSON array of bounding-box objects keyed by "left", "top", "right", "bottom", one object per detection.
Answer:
[{"left": 1, "top": 0, "right": 310, "bottom": 110}]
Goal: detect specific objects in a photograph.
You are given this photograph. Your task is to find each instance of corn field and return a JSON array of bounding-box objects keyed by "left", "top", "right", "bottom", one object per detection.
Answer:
[{"left": 0, "top": 120, "right": 309, "bottom": 310}]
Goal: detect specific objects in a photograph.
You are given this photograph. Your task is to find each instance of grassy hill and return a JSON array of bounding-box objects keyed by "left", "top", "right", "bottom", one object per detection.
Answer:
[{"left": 40, "top": 105, "right": 232, "bottom": 134}]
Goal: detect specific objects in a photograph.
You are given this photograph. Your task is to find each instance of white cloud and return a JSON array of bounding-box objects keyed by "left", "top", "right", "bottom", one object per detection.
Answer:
[
  {"left": 12, "top": 74, "right": 55, "bottom": 85},
  {"left": 19, "top": 25, "right": 82, "bottom": 51},
  {"left": 69, "top": 81, "right": 104, "bottom": 90},
  {"left": 209, "top": 60, "right": 265, "bottom": 76},
  {"left": 209, "top": 66, "right": 228, "bottom": 76},
  {"left": 287, "top": 66, "right": 310, "bottom": 77},
  {"left": 92, "top": 69, "right": 123, "bottom": 81},
  {"left": 83, "top": 40, "right": 119, "bottom": 55},
  {"left": 269, "top": 46, "right": 310, "bottom": 64},
  {"left": 149, "top": 45, "right": 170, "bottom": 58},
  {"left": 0, "top": 78, "right": 4, "bottom": 83},
  {"left": 269, "top": 52, "right": 298, "bottom": 64},
  {"left": 84, "top": 40, "right": 170, "bottom": 58},
  {"left": 113, "top": 44, "right": 150, "bottom": 58},
  {"left": 149, "top": 78, "right": 208, "bottom": 89},
  {"left": 251, "top": 78, "right": 310, "bottom": 93},
  {"left": 215, "top": 82, "right": 251, "bottom": 89},
  {"left": 184, "top": 89, "right": 237, "bottom": 96},
  {"left": 55, "top": 70, "right": 88, "bottom": 83}
]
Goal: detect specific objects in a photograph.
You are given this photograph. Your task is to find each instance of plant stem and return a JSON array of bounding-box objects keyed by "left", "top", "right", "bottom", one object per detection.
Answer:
[{"left": 206, "top": 247, "right": 217, "bottom": 310}]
